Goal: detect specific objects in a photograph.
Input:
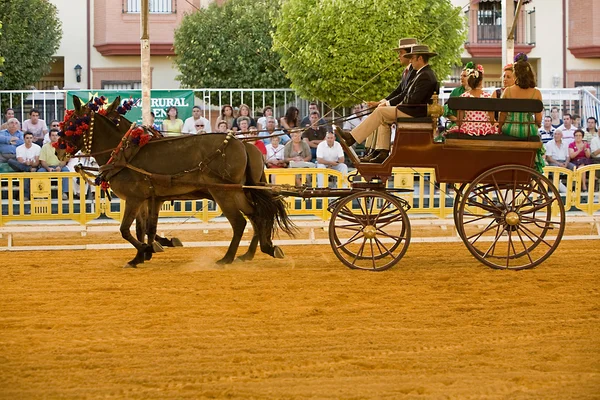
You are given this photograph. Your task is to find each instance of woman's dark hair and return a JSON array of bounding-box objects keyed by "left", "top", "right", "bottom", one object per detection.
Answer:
[
  {"left": 574, "top": 129, "right": 585, "bottom": 138},
  {"left": 166, "top": 106, "right": 178, "bottom": 119},
  {"left": 221, "top": 104, "right": 233, "bottom": 117},
  {"left": 284, "top": 106, "right": 299, "bottom": 126},
  {"left": 467, "top": 70, "right": 483, "bottom": 90},
  {"left": 514, "top": 59, "right": 536, "bottom": 89}
]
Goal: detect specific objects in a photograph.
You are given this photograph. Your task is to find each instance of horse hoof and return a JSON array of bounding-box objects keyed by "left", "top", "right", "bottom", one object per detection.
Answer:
[
  {"left": 152, "top": 242, "right": 165, "bottom": 253},
  {"left": 171, "top": 238, "right": 184, "bottom": 247},
  {"left": 237, "top": 254, "right": 253, "bottom": 262},
  {"left": 274, "top": 246, "right": 285, "bottom": 259},
  {"left": 216, "top": 258, "right": 233, "bottom": 265},
  {"left": 124, "top": 263, "right": 137, "bottom": 269}
]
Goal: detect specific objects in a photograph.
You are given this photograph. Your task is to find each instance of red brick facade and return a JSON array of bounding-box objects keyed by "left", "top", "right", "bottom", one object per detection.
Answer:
[{"left": 568, "top": 0, "right": 600, "bottom": 57}]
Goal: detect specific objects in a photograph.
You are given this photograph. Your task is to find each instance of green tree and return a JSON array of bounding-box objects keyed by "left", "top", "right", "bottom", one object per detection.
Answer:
[
  {"left": 0, "top": 0, "right": 62, "bottom": 89},
  {"left": 273, "top": 0, "right": 466, "bottom": 106},
  {"left": 173, "top": 0, "right": 289, "bottom": 104},
  {"left": 0, "top": 22, "right": 4, "bottom": 77}
]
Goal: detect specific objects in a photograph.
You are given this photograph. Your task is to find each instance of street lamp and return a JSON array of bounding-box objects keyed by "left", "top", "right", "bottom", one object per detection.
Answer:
[{"left": 74, "top": 64, "right": 82, "bottom": 83}]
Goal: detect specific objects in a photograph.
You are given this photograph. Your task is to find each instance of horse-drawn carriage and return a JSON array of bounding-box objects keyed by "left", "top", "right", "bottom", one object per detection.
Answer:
[{"left": 58, "top": 95, "right": 564, "bottom": 271}]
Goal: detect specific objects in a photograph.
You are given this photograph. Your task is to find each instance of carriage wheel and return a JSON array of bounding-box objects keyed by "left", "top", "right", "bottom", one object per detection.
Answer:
[
  {"left": 457, "top": 165, "right": 565, "bottom": 270},
  {"left": 453, "top": 183, "right": 468, "bottom": 240},
  {"left": 329, "top": 192, "right": 411, "bottom": 271}
]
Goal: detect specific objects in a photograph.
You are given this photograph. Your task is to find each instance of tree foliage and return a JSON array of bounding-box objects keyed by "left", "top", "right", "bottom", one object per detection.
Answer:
[
  {"left": 0, "top": 0, "right": 62, "bottom": 90},
  {"left": 173, "top": 0, "right": 289, "bottom": 99},
  {"left": 0, "top": 22, "right": 4, "bottom": 77},
  {"left": 272, "top": 0, "right": 466, "bottom": 106}
]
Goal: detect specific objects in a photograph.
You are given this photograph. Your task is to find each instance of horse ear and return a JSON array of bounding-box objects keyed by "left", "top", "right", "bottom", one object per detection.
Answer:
[
  {"left": 73, "top": 95, "right": 82, "bottom": 111},
  {"left": 106, "top": 96, "right": 121, "bottom": 115}
]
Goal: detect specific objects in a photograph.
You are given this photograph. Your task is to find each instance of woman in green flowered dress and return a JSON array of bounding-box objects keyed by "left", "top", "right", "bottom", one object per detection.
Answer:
[{"left": 498, "top": 53, "right": 545, "bottom": 173}]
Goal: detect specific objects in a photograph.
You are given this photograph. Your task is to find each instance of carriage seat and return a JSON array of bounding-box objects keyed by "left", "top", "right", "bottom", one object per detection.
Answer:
[{"left": 395, "top": 117, "right": 433, "bottom": 131}]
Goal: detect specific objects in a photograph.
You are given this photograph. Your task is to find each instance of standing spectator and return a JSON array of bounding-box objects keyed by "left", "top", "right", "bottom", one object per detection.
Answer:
[
  {"left": 300, "top": 102, "right": 327, "bottom": 129},
  {"left": 8, "top": 131, "right": 40, "bottom": 172},
  {"left": 216, "top": 120, "right": 229, "bottom": 133},
  {"left": 0, "top": 118, "right": 24, "bottom": 163},
  {"left": 302, "top": 111, "right": 327, "bottom": 160},
  {"left": 259, "top": 116, "right": 289, "bottom": 145},
  {"left": 0, "top": 108, "right": 16, "bottom": 130},
  {"left": 584, "top": 117, "right": 598, "bottom": 142},
  {"left": 343, "top": 104, "right": 366, "bottom": 131},
  {"left": 216, "top": 105, "right": 235, "bottom": 130},
  {"left": 550, "top": 107, "right": 563, "bottom": 128},
  {"left": 43, "top": 120, "right": 61, "bottom": 145},
  {"left": 22, "top": 109, "right": 48, "bottom": 147},
  {"left": 316, "top": 132, "right": 348, "bottom": 188},
  {"left": 39, "top": 129, "right": 70, "bottom": 200},
  {"left": 182, "top": 106, "right": 212, "bottom": 134},
  {"left": 161, "top": 106, "right": 183, "bottom": 136},
  {"left": 232, "top": 104, "right": 256, "bottom": 131},
  {"left": 572, "top": 114, "right": 582, "bottom": 129},
  {"left": 545, "top": 130, "right": 574, "bottom": 169},
  {"left": 265, "top": 136, "right": 286, "bottom": 168},
  {"left": 538, "top": 116, "right": 556, "bottom": 144},
  {"left": 280, "top": 106, "right": 300, "bottom": 133},
  {"left": 257, "top": 106, "right": 278, "bottom": 130},
  {"left": 558, "top": 114, "right": 576, "bottom": 145}
]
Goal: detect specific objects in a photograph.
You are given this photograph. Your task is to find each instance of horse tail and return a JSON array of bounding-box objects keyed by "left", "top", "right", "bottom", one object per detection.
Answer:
[{"left": 248, "top": 188, "right": 297, "bottom": 238}]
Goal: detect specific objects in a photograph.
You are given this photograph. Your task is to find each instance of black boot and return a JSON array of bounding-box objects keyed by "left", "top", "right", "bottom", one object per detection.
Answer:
[
  {"left": 334, "top": 125, "right": 355, "bottom": 147},
  {"left": 367, "top": 149, "right": 389, "bottom": 164}
]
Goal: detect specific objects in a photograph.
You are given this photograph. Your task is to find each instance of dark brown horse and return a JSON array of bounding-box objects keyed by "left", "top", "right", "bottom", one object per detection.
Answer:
[{"left": 58, "top": 96, "right": 294, "bottom": 267}]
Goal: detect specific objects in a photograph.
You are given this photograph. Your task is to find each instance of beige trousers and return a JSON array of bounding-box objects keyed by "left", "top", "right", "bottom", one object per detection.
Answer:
[{"left": 351, "top": 106, "right": 412, "bottom": 150}]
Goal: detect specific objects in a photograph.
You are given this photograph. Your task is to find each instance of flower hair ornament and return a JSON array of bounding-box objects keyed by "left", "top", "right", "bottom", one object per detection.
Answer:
[
  {"left": 465, "top": 66, "right": 482, "bottom": 79},
  {"left": 514, "top": 52, "right": 528, "bottom": 63},
  {"left": 463, "top": 61, "right": 474, "bottom": 70}
]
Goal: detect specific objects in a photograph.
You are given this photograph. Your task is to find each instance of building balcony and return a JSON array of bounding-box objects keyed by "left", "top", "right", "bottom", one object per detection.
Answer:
[{"left": 464, "top": 7, "right": 536, "bottom": 58}]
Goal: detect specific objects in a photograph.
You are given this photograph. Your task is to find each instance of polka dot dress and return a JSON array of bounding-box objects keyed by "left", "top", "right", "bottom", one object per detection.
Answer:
[{"left": 447, "top": 91, "right": 497, "bottom": 136}]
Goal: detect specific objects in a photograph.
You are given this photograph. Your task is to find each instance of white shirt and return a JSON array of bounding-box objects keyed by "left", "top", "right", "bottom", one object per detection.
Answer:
[
  {"left": 265, "top": 144, "right": 285, "bottom": 163},
  {"left": 343, "top": 114, "right": 364, "bottom": 131},
  {"left": 182, "top": 116, "right": 211, "bottom": 134},
  {"left": 316, "top": 140, "right": 344, "bottom": 162},
  {"left": 590, "top": 136, "right": 600, "bottom": 159},
  {"left": 257, "top": 116, "right": 278, "bottom": 130},
  {"left": 557, "top": 124, "right": 576, "bottom": 146},
  {"left": 16, "top": 143, "right": 41, "bottom": 162},
  {"left": 544, "top": 140, "right": 569, "bottom": 162},
  {"left": 22, "top": 119, "right": 48, "bottom": 140}
]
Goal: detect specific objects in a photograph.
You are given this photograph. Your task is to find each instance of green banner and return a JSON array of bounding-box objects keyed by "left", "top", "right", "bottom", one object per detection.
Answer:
[{"left": 66, "top": 89, "right": 195, "bottom": 125}]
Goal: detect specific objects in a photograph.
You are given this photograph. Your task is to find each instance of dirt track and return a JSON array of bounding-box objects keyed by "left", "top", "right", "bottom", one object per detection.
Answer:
[{"left": 1, "top": 240, "right": 599, "bottom": 399}]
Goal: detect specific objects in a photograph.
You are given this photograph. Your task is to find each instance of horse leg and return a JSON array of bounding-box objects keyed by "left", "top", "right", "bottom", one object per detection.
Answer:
[
  {"left": 212, "top": 191, "right": 247, "bottom": 265},
  {"left": 135, "top": 202, "right": 147, "bottom": 243},
  {"left": 144, "top": 199, "right": 163, "bottom": 261},
  {"left": 236, "top": 216, "right": 259, "bottom": 262},
  {"left": 120, "top": 200, "right": 150, "bottom": 268}
]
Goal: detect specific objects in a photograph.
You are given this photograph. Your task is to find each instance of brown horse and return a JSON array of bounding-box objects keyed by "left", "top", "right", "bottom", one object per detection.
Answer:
[{"left": 57, "top": 96, "right": 294, "bottom": 267}]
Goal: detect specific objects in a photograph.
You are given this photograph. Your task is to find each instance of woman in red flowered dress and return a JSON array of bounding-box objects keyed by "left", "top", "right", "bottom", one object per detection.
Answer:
[{"left": 448, "top": 65, "right": 497, "bottom": 136}]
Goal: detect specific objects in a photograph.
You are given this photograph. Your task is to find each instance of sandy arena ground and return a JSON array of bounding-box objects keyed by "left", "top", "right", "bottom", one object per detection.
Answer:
[{"left": 0, "top": 234, "right": 599, "bottom": 399}]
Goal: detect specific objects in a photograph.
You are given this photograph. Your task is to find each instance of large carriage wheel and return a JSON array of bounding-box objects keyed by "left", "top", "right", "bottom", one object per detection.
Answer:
[
  {"left": 457, "top": 165, "right": 565, "bottom": 270},
  {"left": 453, "top": 183, "right": 468, "bottom": 240},
  {"left": 329, "top": 191, "right": 411, "bottom": 271}
]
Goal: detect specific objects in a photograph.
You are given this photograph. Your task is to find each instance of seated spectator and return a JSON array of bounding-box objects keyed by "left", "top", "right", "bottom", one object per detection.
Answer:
[
  {"left": 302, "top": 111, "right": 327, "bottom": 160},
  {"left": 216, "top": 120, "right": 229, "bottom": 133},
  {"left": 0, "top": 118, "right": 24, "bottom": 163},
  {"left": 538, "top": 116, "right": 555, "bottom": 144},
  {"left": 590, "top": 130, "right": 600, "bottom": 164},
  {"left": 182, "top": 105, "right": 212, "bottom": 134},
  {"left": 237, "top": 117, "right": 251, "bottom": 138},
  {"left": 280, "top": 106, "right": 299, "bottom": 133},
  {"left": 149, "top": 112, "right": 161, "bottom": 131},
  {"left": 161, "top": 106, "right": 183, "bottom": 136},
  {"left": 447, "top": 65, "right": 496, "bottom": 136},
  {"left": 545, "top": 129, "right": 574, "bottom": 170},
  {"left": 257, "top": 106, "right": 278, "bottom": 130},
  {"left": 265, "top": 136, "right": 286, "bottom": 168},
  {"left": 584, "top": 117, "right": 598, "bottom": 142},
  {"left": 0, "top": 108, "right": 16, "bottom": 130},
  {"left": 550, "top": 107, "right": 563, "bottom": 129},
  {"left": 284, "top": 131, "right": 313, "bottom": 186},
  {"left": 569, "top": 129, "right": 591, "bottom": 168},
  {"left": 248, "top": 127, "right": 266, "bottom": 160},
  {"left": 300, "top": 102, "right": 327, "bottom": 129},
  {"left": 22, "top": 108, "right": 48, "bottom": 147},
  {"left": 573, "top": 114, "right": 582, "bottom": 129},
  {"left": 558, "top": 113, "right": 576, "bottom": 145},
  {"left": 8, "top": 131, "right": 40, "bottom": 172},
  {"left": 343, "top": 104, "right": 366, "bottom": 131},
  {"left": 194, "top": 120, "right": 207, "bottom": 134},
  {"left": 43, "top": 120, "right": 60, "bottom": 145},
  {"left": 67, "top": 150, "right": 98, "bottom": 200},
  {"left": 38, "top": 129, "right": 70, "bottom": 200},
  {"left": 259, "top": 116, "right": 290, "bottom": 145},
  {"left": 216, "top": 105, "right": 235, "bottom": 130},
  {"left": 316, "top": 132, "right": 348, "bottom": 188},
  {"left": 231, "top": 104, "right": 256, "bottom": 131}
]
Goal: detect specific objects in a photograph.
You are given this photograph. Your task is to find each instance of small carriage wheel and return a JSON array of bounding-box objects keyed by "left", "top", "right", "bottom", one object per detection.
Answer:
[
  {"left": 329, "top": 191, "right": 411, "bottom": 271},
  {"left": 457, "top": 165, "right": 565, "bottom": 270}
]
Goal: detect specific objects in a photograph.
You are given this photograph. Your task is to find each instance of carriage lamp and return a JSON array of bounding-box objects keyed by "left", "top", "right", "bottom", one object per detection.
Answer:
[{"left": 74, "top": 64, "right": 82, "bottom": 83}]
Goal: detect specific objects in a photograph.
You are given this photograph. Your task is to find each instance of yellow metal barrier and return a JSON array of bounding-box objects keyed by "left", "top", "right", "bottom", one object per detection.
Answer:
[
  {"left": 573, "top": 164, "right": 600, "bottom": 215},
  {"left": 392, "top": 167, "right": 450, "bottom": 218}
]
